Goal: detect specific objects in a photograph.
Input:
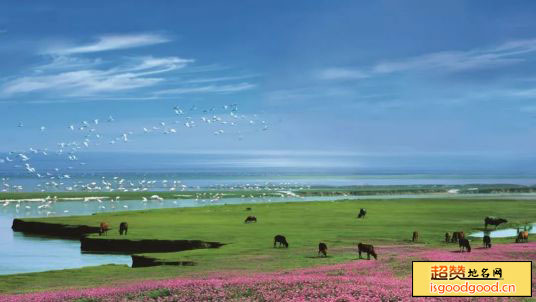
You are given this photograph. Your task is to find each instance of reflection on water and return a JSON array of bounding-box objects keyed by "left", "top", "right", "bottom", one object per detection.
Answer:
[
  {"left": 470, "top": 224, "right": 535, "bottom": 238},
  {"left": 0, "top": 214, "right": 132, "bottom": 276}
]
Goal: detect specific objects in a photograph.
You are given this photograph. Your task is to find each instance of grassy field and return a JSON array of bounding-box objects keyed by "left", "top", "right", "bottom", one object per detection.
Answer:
[{"left": 2, "top": 198, "right": 535, "bottom": 294}]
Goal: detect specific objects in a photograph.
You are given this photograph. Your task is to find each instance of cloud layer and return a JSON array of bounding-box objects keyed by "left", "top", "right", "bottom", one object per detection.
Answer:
[
  {"left": 2, "top": 56, "right": 191, "bottom": 96},
  {"left": 319, "top": 38, "right": 536, "bottom": 80},
  {"left": 0, "top": 33, "right": 256, "bottom": 100}
]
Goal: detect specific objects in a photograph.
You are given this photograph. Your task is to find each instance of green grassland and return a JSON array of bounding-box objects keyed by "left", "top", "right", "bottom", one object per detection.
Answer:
[{"left": 2, "top": 198, "right": 535, "bottom": 294}]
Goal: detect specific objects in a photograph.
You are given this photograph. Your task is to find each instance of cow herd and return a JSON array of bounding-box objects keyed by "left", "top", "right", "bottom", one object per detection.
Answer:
[
  {"left": 98, "top": 221, "right": 128, "bottom": 236},
  {"left": 443, "top": 231, "right": 472, "bottom": 252},
  {"left": 245, "top": 211, "right": 530, "bottom": 259},
  {"left": 248, "top": 208, "right": 377, "bottom": 259},
  {"left": 440, "top": 216, "right": 529, "bottom": 253},
  {"left": 94, "top": 210, "right": 529, "bottom": 262},
  {"left": 270, "top": 233, "right": 374, "bottom": 260}
]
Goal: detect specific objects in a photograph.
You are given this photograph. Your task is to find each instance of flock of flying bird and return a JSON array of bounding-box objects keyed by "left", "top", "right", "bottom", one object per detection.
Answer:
[{"left": 0, "top": 104, "right": 270, "bottom": 194}]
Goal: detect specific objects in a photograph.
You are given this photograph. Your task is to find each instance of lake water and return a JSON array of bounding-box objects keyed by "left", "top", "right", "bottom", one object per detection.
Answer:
[
  {"left": 0, "top": 204, "right": 132, "bottom": 275},
  {"left": 3, "top": 152, "right": 536, "bottom": 192},
  {"left": 469, "top": 224, "right": 535, "bottom": 238},
  {"left": 4, "top": 172, "right": 536, "bottom": 193}
]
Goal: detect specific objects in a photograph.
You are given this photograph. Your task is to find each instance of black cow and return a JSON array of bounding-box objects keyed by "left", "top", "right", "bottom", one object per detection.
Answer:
[
  {"left": 119, "top": 222, "right": 128, "bottom": 235},
  {"left": 357, "top": 208, "right": 367, "bottom": 219},
  {"left": 445, "top": 232, "right": 451, "bottom": 243},
  {"left": 484, "top": 217, "right": 507, "bottom": 229},
  {"left": 357, "top": 243, "right": 377, "bottom": 260},
  {"left": 412, "top": 231, "right": 419, "bottom": 242},
  {"left": 483, "top": 235, "right": 491, "bottom": 248},
  {"left": 273, "top": 235, "right": 289, "bottom": 248},
  {"left": 244, "top": 216, "right": 257, "bottom": 223},
  {"left": 318, "top": 242, "right": 328, "bottom": 257},
  {"left": 459, "top": 238, "right": 471, "bottom": 252}
]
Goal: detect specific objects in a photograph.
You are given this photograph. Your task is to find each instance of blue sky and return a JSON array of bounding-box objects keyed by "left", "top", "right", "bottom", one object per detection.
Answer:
[{"left": 2, "top": 1, "right": 536, "bottom": 170}]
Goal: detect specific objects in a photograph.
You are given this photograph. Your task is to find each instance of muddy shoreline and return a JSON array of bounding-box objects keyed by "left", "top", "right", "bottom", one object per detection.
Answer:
[{"left": 12, "top": 218, "right": 224, "bottom": 268}]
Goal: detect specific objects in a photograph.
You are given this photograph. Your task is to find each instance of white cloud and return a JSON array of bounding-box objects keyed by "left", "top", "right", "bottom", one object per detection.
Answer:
[
  {"left": 156, "top": 82, "right": 256, "bottom": 95},
  {"left": 373, "top": 51, "right": 521, "bottom": 74},
  {"left": 508, "top": 88, "right": 536, "bottom": 98},
  {"left": 320, "top": 38, "right": 536, "bottom": 80},
  {"left": 3, "top": 69, "right": 161, "bottom": 96},
  {"left": 35, "top": 55, "right": 103, "bottom": 71},
  {"left": 122, "top": 56, "right": 193, "bottom": 75},
  {"left": 520, "top": 105, "right": 536, "bottom": 113},
  {"left": 44, "top": 33, "right": 170, "bottom": 54},
  {"left": 1, "top": 56, "right": 190, "bottom": 96},
  {"left": 1, "top": 33, "right": 258, "bottom": 100},
  {"left": 182, "top": 74, "right": 258, "bottom": 84},
  {"left": 266, "top": 87, "right": 355, "bottom": 102},
  {"left": 316, "top": 67, "right": 368, "bottom": 80},
  {"left": 374, "top": 39, "right": 536, "bottom": 74}
]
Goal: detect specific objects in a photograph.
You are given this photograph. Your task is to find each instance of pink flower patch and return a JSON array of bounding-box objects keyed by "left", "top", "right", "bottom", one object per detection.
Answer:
[{"left": 1, "top": 243, "right": 534, "bottom": 302}]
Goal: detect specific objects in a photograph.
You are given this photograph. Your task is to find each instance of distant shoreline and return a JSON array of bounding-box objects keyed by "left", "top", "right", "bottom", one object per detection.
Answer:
[{"left": 2, "top": 184, "right": 536, "bottom": 202}]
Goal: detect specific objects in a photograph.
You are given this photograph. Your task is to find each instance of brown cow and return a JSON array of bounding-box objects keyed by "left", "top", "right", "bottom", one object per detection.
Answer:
[
  {"left": 412, "top": 231, "right": 419, "bottom": 242},
  {"left": 357, "top": 243, "right": 377, "bottom": 260},
  {"left": 99, "top": 222, "right": 109, "bottom": 236},
  {"left": 451, "top": 231, "right": 465, "bottom": 243},
  {"left": 516, "top": 231, "right": 529, "bottom": 243}
]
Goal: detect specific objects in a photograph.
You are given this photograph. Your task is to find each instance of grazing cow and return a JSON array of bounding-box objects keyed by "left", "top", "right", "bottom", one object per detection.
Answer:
[
  {"left": 246, "top": 207, "right": 252, "bottom": 211},
  {"left": 459, "top": 238, "right": 471, "bottom": 252},
  {"left": 412, "top": 231, "right": 419, "bottom": 242},
  {"left": 274, "top": 235, "right": 289, "bottom": 248},
  {"left": 99, "top": 222, "right": 109, "bottom": 236},
  {"left": 483, "top": 235, "right": 491, "bottom": 248},
  {"left": 119, "top": 222, "right": 128, "bottom": 235},
  {"left": 357, "top": 208, "right": 367, "bottom": 219},
  {"left": 445, "top": 232, "right": 451, "bottom": 243},
  {"left": 244, "top": 216, "right": 257, "bottom": 223},
  {"left": 484, "top": 217, "right": 507, "bottom": 229},
  {"left": 451, "top": 231, "right": 465, "bottom": 243},
  {"left": 318, "top": 242, "right": 328, "bottom": 257},
  {"left": 357, "top": 243, "right": 377, "bottom": 260},
  {"left": 516, "top": 231, "right": 529, "bottom": 243}
]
